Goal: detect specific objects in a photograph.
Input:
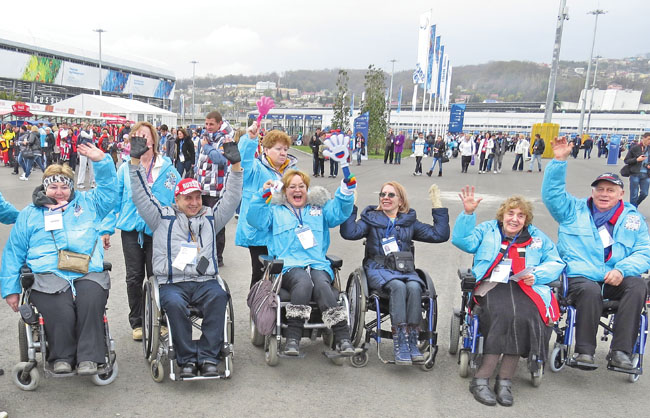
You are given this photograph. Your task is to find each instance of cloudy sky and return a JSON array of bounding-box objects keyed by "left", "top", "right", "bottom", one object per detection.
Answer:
[{"left": 1, "top": 0, "right": 646, "bottom": 79}]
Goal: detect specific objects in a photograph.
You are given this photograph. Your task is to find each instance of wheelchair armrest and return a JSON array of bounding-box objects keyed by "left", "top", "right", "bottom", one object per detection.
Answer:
[
  {"left": 457, "top": 268, "right": 476, "bottom": 292},
  {"left": 547, "top": 280, "right": 562, "bottom": 289},
  {"left": 20, "top": 265, "right": 33, "bottom": 275},
  {"left": 19, "top": 265, "right": 34, "bottom": 290},
  {"left": 103, "top": 262, "right": 112, "bottom": 272},
  {"left": 416, "top": 269, "right": 436, "bottom": 297},
  {"left": 259, "top": 255, "right": 284, "bottom": 275},
  {"left": 326, "top": 255, "right": 343, "bottom": 270}
]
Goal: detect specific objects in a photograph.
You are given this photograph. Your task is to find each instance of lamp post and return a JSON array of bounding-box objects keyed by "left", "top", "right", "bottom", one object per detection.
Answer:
[
  {"left": 387, "top": 59, "right": 397, "bottom": 127},
  {"left": 93, "top": 29, "right": 106, "bottom": 96},
  {"left": 577, "top": 9, "right": 606, "bottom": 137},
  {"left": 543, "top": 0, "right": 569, "bottom": 123},
  {"left": 190, "top": 60, "right": 198, "bottom": 126},
  {"left": 585, "top": 55, "right": 602, "bottom": 135}
]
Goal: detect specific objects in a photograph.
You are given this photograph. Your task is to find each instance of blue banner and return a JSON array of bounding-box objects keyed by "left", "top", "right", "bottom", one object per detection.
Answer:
[
  {"left": 397, "top": 86, "right": 402, "bottom": 113},
  {"left": 286, "top": 114, "right": 304, "bottom": 120},
  {"left": 425, "top": 25, "right": 436, "bottom": 91},
  {"left": 266, "top": 114, "right": 284, "bottom": 120},
  {"left": 436, "top": 44, "right": 445, "bottom": 97},
  {"left": 448, "top": 104, "right": 466, "bottom": 133},
  {"left": 305, "top": 115, "right": 322, "bottom": 121},
  {"left": 607, "top": 135, "right": 621, "bottom": 165},
  {"left": 350, "top": 93, "right": 354, "bottom": 117},
  {"left": 353, "top": 112, "right": 369, "bottom": 157}
]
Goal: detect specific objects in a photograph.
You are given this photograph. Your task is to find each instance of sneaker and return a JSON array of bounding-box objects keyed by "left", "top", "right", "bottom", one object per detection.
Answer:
[
  {"left": 284, "top": 338, "right": 300, "bottom": 356},
  {"left": 336, "top": 339, "right": 356, "bottom": 357},
  {"left": 53, "top": 360, "right": 72, "bottom": 374},
  {"left": 132, "top": 327, "right": 143, "bottom": 341},
  {"left": 77, "top": 361, "right": 97, "bottom": 375},
  {"left": 493, "top": 170, "right": 497, "bottom": 174},
  {"left": 478, "top": 171, "right": 483, "bottom": 174},
  {"left": 19, "top": 175, "right": 28, "bottom": 181}
]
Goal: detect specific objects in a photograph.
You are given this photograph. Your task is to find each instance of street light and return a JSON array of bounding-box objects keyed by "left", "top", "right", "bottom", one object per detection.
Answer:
[
  {"left": 585, "top": 55, "right": 602, "bottom": 135},
  {"left": 93, "top": 29, "right": 106, "bottom": 96},
  {"left": 387, "top": 59, "right": 397, "bottom": 127},
  {"left": 543, "top": 0, "right": 569, "bottom": 123},
  {"left": 577, "top": 9, "right": 607, "bottom": 137},
  {"left": 190, "top": 60, "right": 198, "bottom": 126}
]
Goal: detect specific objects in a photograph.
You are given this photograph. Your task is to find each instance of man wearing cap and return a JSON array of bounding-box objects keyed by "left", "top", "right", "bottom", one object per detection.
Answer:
[
  {"left": 128, "top": 134, "right": 242, "bottom": 378},
  {"left": 542, "top": 136, "right": 650, "bottom": 370}
]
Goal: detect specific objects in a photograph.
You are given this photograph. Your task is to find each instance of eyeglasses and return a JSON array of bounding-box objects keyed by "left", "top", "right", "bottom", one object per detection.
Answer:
[{"left": 379, "top": 192, "right": 397, "bottom": 198}]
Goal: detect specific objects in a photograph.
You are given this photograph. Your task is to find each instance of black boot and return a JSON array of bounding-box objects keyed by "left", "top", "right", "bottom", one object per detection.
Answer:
[
  {"left": 469, "top": 378, "right": 497, "bottom": 406},
  {"left": 494, "top": 378, "right": 514, "bottom": 407}
]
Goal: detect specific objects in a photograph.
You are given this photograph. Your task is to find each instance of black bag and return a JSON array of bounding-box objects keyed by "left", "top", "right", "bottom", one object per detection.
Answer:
[
  {"left": 620, "top": 164, "right": 631, "bottom": 178},
  {"left": 442, "top": 155, "right": 450, "bottom": 163},
  {"left": 361, "top": 147, "right": 366, "bottom": 156},
  {"left": 384, "top": 251, "right": 416, "bottom": 273},
  {"left": 22, "top": 149, "right": 34, "bottom": 159}
]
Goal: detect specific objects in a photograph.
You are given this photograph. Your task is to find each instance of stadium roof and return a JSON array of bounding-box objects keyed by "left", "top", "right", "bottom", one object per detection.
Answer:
[{"left": 57, "top": 94, "right": 175, "bottom": 116}]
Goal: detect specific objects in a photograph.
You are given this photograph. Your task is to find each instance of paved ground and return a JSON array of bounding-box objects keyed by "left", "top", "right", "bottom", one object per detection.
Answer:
[{"left": 0, "top": 151, "right": 648, "bottom": 417}]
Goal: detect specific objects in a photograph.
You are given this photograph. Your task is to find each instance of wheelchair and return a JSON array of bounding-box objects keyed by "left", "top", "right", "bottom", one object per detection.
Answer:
[
  {"left": 449, "top": 269, "right": 546, "bottom": 386},
  {"left": 548, "top": 273, "right": 649, "bottom": 383},
  {"left": 250, "top": 255, "right": 358, "bottom": 366},
  {"left": 13, "top": 263, "right": 118, "bottom": 391},
  {"left": 345, "top": 263, "right": 439, "bottom": 370},
  {"left": 141, "top": 275, "right": 234, "bottom": 382}
]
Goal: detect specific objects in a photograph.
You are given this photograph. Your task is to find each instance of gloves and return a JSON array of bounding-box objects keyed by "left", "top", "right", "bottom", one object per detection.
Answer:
[
  {"left": 222, "top": 142, "right": 241, "bottom": 163},
  {"left": 323, "top": 134, "right": 350, "bottom": 167},
  {"left": 256, "top": 96, "right": 275, "bottom": 124},
  {"left": 340, "top": 174, "right": 357, "bottom": 196},
  {"left": 428, "top": 184, "right": 442, "bottom": 209},
  {"left": 130, "top": 136, "right": 149, "bottom": 159},
  {"left": 262, "top": 180, "right": 283, "bottom": 204}
]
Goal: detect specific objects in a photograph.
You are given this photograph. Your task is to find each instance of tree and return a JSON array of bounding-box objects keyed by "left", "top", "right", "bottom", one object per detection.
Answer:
[
  {"left": 361, "top": 65, "right": 387, "bottom": 154},
  {"left": 331, "top": 70, "right": 351, "bottom": 132}
]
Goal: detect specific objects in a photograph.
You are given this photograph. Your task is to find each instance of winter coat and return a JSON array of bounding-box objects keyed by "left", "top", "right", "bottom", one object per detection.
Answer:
[
  {"left": 413, "top": 138, "right": 425, "bottom": 157},
  {"left": 0, "top": 191, "right": 19, "bottom": 224},
  {"left": 623, "top": 143, "right": 649, "bottom": 176},
  {"left": 0, "top": 155, "right": 117, "bottom": 298},
  {"left": 393, "top": 135, "right": 405, "bottom": 153},
  {"left": 542, "top": 159, "right": 650, "bottom": 281},
  {"left": 459, "top": 138, "right": 474, "bottom": 156},
  {"left": 452, "top": 213, "right": 565, "bottom": 321},
  {"left": 340, "top": 205, "right": 450, "bottom": 289},
  {"left": 532, "top": 137, "right": 545, "bottom": 155},
  {"left": 248, "top": 185, "right": 353, "bottom": 281},
  {"left": 236, "top": 133, "right": 298, "bottom": 247},
  {"left": 433, "top": 139, "right": 446, "bottom": 158},
  {"left": 129, "top": 163, "right": 242, "bottom": 285},
  {"left": 177, "top": 136, "right": 196, "bottom": 166},
  {"left": 515, "top": 139, "right": 529, "bottom": 155},
  {"left": 99, "top": 155, "right": 180, "bottom": 237}
]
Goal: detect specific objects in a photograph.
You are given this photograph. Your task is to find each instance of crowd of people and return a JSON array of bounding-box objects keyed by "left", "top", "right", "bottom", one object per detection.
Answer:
[{"left": 0, "top": 113, "right": 649, "bottom": 413}]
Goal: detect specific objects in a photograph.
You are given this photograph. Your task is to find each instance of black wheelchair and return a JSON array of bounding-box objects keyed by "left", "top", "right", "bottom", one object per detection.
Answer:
[
  {"left": 345, "top": 264, "right": 439, "bottom": 370},
  {"left": 449, "top": 268, "right": 546, "bottom": 386},
  {"left": 548, "top": 273, "right": 649, "bottom": 382},
  {"left": 250, "top": 255, "right": 358, "bottom": 366},
  {"left": 141, "top": 275, "right": 234, "bottom": 382},
  {"left": 13, "top": 264, "right": 118, "bottom": 391}
]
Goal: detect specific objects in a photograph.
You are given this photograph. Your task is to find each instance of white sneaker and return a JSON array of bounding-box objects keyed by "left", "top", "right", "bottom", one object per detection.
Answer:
[
  {"left": 493, "top": 170, "right": 497, "bottom": 174},
  {"left": 19, "top": 175, "right": 28, "bottom": 181},
  {"left": 478, "top": 171, "right": 483, "bottom": 174}
]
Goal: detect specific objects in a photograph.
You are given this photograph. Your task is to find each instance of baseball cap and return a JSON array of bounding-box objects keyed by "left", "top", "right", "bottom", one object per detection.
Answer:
[
  {"left": 174, "top": 178, "right": 201, "bottom": 197},
  {"left": 591, "top": 173, "right": 624, "bottom": 189}
]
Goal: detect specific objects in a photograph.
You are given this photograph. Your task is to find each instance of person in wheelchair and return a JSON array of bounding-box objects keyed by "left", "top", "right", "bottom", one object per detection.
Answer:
[
  {"left": 247, "top": 169, "right": 356, "bottom": 356},
  {"left": 1, "top": 143, "right": 117, "bottom": 376},
  {"left": 542, "top": 137, "right": 650, "bottom": 370},
  {"left": 128, "top": 135, "right": 242, "bottom": 378},
  {"left": 452, "top": 186, "right": 564, "bottom": 406},
  {"left": 339, "top": 181, "right": 449, "bottom": 365}
]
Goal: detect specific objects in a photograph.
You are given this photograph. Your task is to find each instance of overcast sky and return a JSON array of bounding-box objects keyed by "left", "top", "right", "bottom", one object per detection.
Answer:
[{"left": 1, "top": 0, "right": 646, "bottom": 80}]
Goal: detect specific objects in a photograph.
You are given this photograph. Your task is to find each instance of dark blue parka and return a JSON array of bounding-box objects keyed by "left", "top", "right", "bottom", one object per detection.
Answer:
[{"left": 340, "top": 205, "right": 450, "bottom": 289}]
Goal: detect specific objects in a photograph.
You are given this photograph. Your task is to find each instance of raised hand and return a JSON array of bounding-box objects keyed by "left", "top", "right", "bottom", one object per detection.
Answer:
[
  {"left": 428, "top": 184, "right": 442, "bottom": 209},
  {"left": 222, "top": 142, "right": 241, "bottom": 163},
  {"left": 247, "top": 121, "right": 259, "bottom": 139},
  {"left": 77, "top": 142, "right": 105, "bottom": 162},
  {"left": 129, "top": 136, "right": 149, "bottom": 159},
  {"left": 551, "top": 136, "right": 573, "bottom": 161},
  {"left": 262, "top": 179, "right": 283, "bottom": 204},
  {"left": 323, "top": 133, "right": 351, "bottom": 167},
  {"left": 458, "top": 185, "right": 483, "bottom": 215}
]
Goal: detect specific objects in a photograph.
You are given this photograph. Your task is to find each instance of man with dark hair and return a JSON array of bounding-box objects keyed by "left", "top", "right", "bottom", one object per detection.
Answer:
[
  {"left": 622, "top": 132, "right": 650, "bottom": 208},
  {"left": 384, "top": 128, "right": 395, "bottom": 164},
  {"left": 527, "top": 134, "right": 545, "bottom": 173},
  {"left": 309, "top": 128, "right": 322, "bottom": 177}
]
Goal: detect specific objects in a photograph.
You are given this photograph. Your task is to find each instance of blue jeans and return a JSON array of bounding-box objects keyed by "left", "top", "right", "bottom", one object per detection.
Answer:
[
  {"left": 176, "top": 159, "right": 192, "bottom": 178},
  {"left": 159, "top": 280, "right": 228, "bottom": 366},
  {"left": 629, "top": 174, "right": 650, "bottom": 207},
  {"left": 394, "top": 152, "right": 402, "bottom": 164},
  {"left": 384, "top": 279, "right": 422, "bottom": 325},
  {"left": 429, "top": 157, "right": 442, "bottom": 173},
  {"left": 529, "top": 154, "right": 542, "bottom": 171}
]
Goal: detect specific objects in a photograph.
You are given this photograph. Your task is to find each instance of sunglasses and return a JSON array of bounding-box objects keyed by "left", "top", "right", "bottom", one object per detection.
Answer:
[{"left": 379, "top": 192, "right": 397, "bottom": 198}]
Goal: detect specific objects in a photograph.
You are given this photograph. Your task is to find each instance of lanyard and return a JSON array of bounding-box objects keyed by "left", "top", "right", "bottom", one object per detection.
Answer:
[
  {"left": 384, "top": 218, "right": 397, "bottom": 238},
  {"left": 290, "top": 206, "right": 303, "bottom": 226},
  {"left": 50, "top": 201, "right": 70, "bottom": 212},
  {"left": 501, "top": 231, "right": 520, "bottom": 260},
  {"left": 146, "top": 156, "right": 156, "bottom": 183}
]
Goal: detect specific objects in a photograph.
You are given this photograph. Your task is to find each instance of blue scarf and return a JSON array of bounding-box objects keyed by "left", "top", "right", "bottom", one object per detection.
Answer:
[{"left": 590, "top": 200, "right": 621, "bottom": 229}]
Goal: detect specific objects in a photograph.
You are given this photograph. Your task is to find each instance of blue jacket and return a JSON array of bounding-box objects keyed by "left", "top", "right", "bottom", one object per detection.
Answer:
[
  {"left": 99, "top": 156, "right": 179, "bottom": 236},
  {"left": 235, "top": 134, "right": 298, "bottom": 247},
  {"left": 247, "top": 185, "right": 353, "bottom": 280},
  {"left": 340, "top": 205, "right": 449, "bottom": 289},
  {"left": 0, "top": 191, "right": 19, "bottom": 224},
  {"left": 542, "top": 159, "right": 650, "bottom": 281},
  {"left": 1, "top": 155, "right": 117, "bottom": 298},
  {"left": 452, "top": 213, "right": 564, "bottom": 312}
]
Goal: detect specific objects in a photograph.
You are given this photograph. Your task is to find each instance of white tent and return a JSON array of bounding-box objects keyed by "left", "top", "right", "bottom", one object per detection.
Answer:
[{"left": 56, "top": 94, "right": 176, "bottom": 127}]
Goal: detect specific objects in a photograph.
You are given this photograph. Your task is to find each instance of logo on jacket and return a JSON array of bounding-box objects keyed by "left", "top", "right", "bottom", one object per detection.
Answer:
[
  {"left": 624, "top": 214, "right": 641, "bottom": 231},
  {"left": 73, "top": 204, "right": 83, "bottom": 217},
  {"left": 530, "top": 237, "right": 543, "bottom": 249},
  {"left": 309, "top": 206, "right": 322, "bottom": 216},
  {"left": 165, "top": 172, "right": 178, "bottom": 190}
]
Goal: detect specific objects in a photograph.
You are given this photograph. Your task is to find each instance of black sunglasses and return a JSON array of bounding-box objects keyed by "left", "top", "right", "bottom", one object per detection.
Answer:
[{"left": 379, "top": 192, "right": 397, "bottom": 198}]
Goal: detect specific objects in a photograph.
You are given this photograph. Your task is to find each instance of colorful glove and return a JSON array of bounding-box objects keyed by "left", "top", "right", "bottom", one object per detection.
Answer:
[
  {"left": 262, "top": 180, "right": 283, "bottom": 204},
  {"left": 340, "top": 173, "right": 357, "bottom": 196},
  {"left": 256, "top": 96, "right": 275, "bottom": 124},
  {"left": 323, "top": 133, "right": 351, "bottom": 168}
]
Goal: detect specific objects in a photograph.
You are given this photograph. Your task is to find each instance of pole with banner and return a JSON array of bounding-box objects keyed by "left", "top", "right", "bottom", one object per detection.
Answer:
[
  {"left": 353, "top": 112, "right": 370, "bottom": 160},
  {"left": 448, "top": 103, "right": 466, "bottom": 133},
  {"left": 607, "top": 135, "right": 621, "bottom": 165}
]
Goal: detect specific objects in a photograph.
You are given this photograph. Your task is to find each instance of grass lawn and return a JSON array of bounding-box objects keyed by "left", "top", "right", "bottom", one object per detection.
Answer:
[{"left": 292, "top": 145, "right": 413, "bottom": 160}]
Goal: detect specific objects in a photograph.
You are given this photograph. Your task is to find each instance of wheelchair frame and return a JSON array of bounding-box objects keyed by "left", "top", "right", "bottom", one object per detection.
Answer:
[
  {"left": 549, "top": 273, "right": 648, "bottom": 383},
  {"left": 142, "top": 275, "right": 234, "bottom": 382},
  {"left": 13, "top": 264, "right": 118, "bottom": 391},
  {"left": 345, "top": 266, "right": 439, "bottom": 371},
  {"left": 449, "top": 268, "right": 544, "bottom": 387}
]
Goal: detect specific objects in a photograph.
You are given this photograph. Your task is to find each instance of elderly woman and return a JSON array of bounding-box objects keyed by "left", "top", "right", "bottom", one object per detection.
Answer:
[
  {"left": 247, "top": 169, "right": 356, "bottom": 356},
  {"left": 452, "top": 186, "right": 564, "bottom": 407},
  {"left": 340, "top": 182, "right": 450, "bottom": 365},
  {"left": 1, "top": 142, "right": 117, "bottom": 375},
  {"left": 236, "top": 122, "right": 298, "bottom": 288}
]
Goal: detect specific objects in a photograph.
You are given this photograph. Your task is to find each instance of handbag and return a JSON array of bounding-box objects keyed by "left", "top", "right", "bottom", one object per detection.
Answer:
[
  {"left": 620, "top": 164, "right": 631, "bottom": 178},
  {"left": 22, "top": 149, "right": 34, "bottom": 159},
  {"left": 384, "top": 251, "right": 416, "bottom": 273},
  {"left": 470, "top": 154, "right": 475, "bottom": 165},
  {"left": 51, "top": 231, "right": 97, "bottom": 274},
  {"left": 361, "top": 147, "right": 366, "bottom": 156},
  {"left": 442, "top": 155, "right": 450, "bottom": 163},
  {"left": 247, "top": 274, "right": 280, "bottom": 336}
]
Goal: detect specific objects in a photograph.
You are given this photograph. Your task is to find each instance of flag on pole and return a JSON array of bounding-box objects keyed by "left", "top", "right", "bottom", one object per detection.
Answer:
[
  {"left": 397, "top": 86, "right": 402, "bottom": 113},
  {"left": 414, "top": 10, "right": 431, "bottom": 85},
  {"left": 350, "top": 93, "right": 354, "bottom": 116},
  {"left": 425, "top": 24, "right": 437, "bottom": 92},
  {"left": 412, "top": 85, "right": 418, "bottom": 111},
  {"left": 438, "top": 53, "right": 449, "bottom": 105},
  {"left": 436, "top": 45, "right": 445, "bottom": 97},
  {"left": 444, "top": 61, "right": 452, "bottom": 106},
  {"left": 429, "top": 36, "right": 441, "bottom": 94}
]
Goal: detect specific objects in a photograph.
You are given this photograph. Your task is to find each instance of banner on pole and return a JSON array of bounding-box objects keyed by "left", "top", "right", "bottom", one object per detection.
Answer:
[
  {"left": 607, "top": 135, "right": 621, "bottom": 165},
  {"left": 436, "top": 45, "right": 445, "bottom": 97},
  {"left": 353, "top": 112, "right": 370, "bottom": 159},
  {"left": 412, "top": 85, "right": 418, "bottom": 111},
  {"left": 397, "top": 86, "right": 402, "bottom": 113},
  {"left": 350, "top": 93, "right": 354, "bottom": 117},
  {"left": 448, "top": 103, "right": 466, "bottom": 133},
  {"left": 425, "top": 24, "right": 437, "bottom": 91},
  {"left": 414, "top": 11, "right": 431, "bottom": 85},
  {"left": 439, "top": 54, "right": 449, "bottom": 105}
]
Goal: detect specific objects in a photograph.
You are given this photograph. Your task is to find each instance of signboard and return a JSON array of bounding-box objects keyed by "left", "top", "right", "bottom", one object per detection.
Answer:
[
  {"left": 448, "top": 104, "right": 466, "bottom": 133},
  {"left": 265, "top": 114, "right": 284, "bottom": 120},
  {"left": 607, "top": 135, "right": 621, "bottom": 165},
  {"left": 305, "top": 115, "right": 322, "bottom": 121},
  {"left": 286, "top": 114, "right": 304, "bottom": 120},
  {"left": 353, "top": 112, "right": 369, "bottom": 160}
]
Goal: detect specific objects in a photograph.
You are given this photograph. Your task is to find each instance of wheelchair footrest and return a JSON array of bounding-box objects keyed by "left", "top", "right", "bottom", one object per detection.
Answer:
[
  {"left": 277, "top": 352, "right": 306, "bottom": 359},
  {"left": 566, "top": 358, "right": 599, "bottom": 371},
  {"left": 322, "top": 348, "right": 362, "bottom": 359},
  {"left": 607, "top": 364, "right": 642, "bottom": 375}
]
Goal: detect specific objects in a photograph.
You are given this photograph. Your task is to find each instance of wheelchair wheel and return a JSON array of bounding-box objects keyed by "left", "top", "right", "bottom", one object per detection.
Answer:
[
  {"left": 628, "top": 354, "right": 640, "bottom": 383},
  {"left": 330, "top": 356, "right": 346, "bottom": 366},
  {"left": 18, "top": 319, "right": 28, "bottom": 362},
  {"left": 449, "top": 309, "right": 461, "bottom": 355},
  {"left": 531, "top": 369, "right": 543, "bottom": 387},
  {"left": 142, "top": 279, "right": 160, "bottom": 362},
  {"left": 420, "top": 355, "right": 436, "bottom": 372},
  {"left": 265, "top": 336, "right": 279, "bottom": 367},
  {"left": 346, "top": 270, "right": 367, "bottom": 347},
  {"left": 150, "top": 359, "right": 165, "bottom": 383},
  {"left": 350, "top": 351, "right": 369, "bottom": 368},
  {"left": 458, "top": 351, "right": 470, "bottom": 378},
  {"left": 12, "top": 362, "right": 39, "bottom": 391},
  {"left": 91, "top": 361, "right": 119, "bottom": 386},
  {"left": 222, "top": 279, "right": 235, "bottom": 346},
  {"left": 250, "top": 318, "right": 265, "bottom": 347},
  {"left": 549, "top": 345, "right": 566, "bottom": 372}
]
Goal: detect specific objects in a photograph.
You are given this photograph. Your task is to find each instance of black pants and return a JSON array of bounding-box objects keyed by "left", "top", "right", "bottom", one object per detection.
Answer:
[
  {"left": 202, "top": 195, "right": 226, "bottom": 264},
  {"left": 318, "top": 158, "right": 325, "bottom": 176},
  {"left": 568, "top": 276, "right": 647, "bottom": 355},
  {"left": 121, "top": 230, "right": 153, "bottom": 329},
  {"left": 329, "top": 160, "right": 338, "bottom": 177},
  {"left": 414, "top": 156, "right": 422, "bottom": 174},
  {"left": 248, "top": 245, "right": 268, "bottom": 288},
  {"left": 312, "top": 155, "right": 320, "bottom": 176},
  {"left": 30, "top": 280, "right": 108, "bottom": 365},
  {"left": 479, "top": 152, "right": 488, "bottom": 171},
  {"left": 461, "top": 155, "right": 471, "bottom": 173},
  {"left": 512, "top": 154, "right": 524, "bottom": 171},
  {"left": 384, "top": 146, "right": 394, "bottom": 164}
]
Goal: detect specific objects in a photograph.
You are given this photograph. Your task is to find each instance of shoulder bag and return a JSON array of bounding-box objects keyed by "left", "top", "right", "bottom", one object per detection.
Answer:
[
  {"left": 247, "top": 273, "right": 280, "bottom": 336},
  {"left": 51, "top": 231, "right": 97, "bottom": 274}
]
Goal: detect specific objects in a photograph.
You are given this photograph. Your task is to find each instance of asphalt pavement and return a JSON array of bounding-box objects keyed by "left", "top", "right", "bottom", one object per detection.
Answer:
[{"left": 0, "top": 151, "right": 648, "bottom": 417}]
